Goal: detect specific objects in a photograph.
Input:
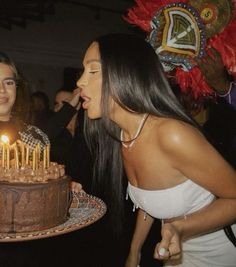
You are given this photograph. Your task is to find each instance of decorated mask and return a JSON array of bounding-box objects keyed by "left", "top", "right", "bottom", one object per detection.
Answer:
[{"left": 125, "top": 0, "right": 236, "bottom": 99}]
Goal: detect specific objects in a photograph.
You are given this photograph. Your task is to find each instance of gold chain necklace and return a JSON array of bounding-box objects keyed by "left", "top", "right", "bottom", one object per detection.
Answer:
[{"left": 120, "top": 114, "right": 149, "bottom": 148}]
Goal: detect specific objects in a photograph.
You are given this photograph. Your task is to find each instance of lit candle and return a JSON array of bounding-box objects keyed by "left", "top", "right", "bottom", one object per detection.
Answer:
[
  {"left": 1, "top": 144, "right": 5, "bottom": 167},
  {"left": 6, "top": 145, "right": 10, "bottom": 170},
  {"left": 0, "top": 135, "right": 10, "bottom": 169}
]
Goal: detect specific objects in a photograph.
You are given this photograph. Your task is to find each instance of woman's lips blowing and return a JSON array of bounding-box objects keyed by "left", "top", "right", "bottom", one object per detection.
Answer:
[{"left": 81, "top": 95, "right": 91, "bottom": 109}]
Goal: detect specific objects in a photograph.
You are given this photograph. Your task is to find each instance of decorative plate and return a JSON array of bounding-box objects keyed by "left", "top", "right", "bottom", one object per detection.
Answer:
[{"left": 0, "top": 192, "right": 106, "bottom": 242}]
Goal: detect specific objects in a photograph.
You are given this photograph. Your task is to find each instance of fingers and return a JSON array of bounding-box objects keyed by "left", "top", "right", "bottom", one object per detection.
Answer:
[
  {"left": 154, "top": 243, "right": 170, "bottom": 259},
  {"left": 154, "top": 239, "right": 171, "bottom": 260},
  {"left": 154, "top": 242, "right": 181, "bottom": 261},
  {"left": 196, "top": 47, "right": 222, "bottom": 67},
  {"left": 70, "top": 181, "right": 82, "bottom": 193},
  {"left": 153, "top": 223, "right": 181, "bottom": 261},
  {"left": 207, "top": 47, "right": 222, "bottom": 61},
  {"left": 69, "top": 88, "right": 81, "bottom": 109},
  {"left": 72, "top": 88, "right": 81, "bottom": 97}
]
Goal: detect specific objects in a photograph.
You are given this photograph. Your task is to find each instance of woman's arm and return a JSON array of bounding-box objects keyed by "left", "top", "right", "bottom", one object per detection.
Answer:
[
  {"left": 175, "top": 197, "right": 236, "bottom": 238},
  {"left": 45, "top": 88, "right": 81, "bottom": 139},
  {"left": 154, "top": 197, "right": 236, "bottom": 261},
  {"left": 125, "top": 209, "right": 154, "bottom": 267},
  {"left": 154, "top": 120, "right": 236, "bottom": 260}
]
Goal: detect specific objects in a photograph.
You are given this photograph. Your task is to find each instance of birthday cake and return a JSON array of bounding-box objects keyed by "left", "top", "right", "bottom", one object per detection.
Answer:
[{"left": 0, "top": 139, "right": 71, "bottom": 233}]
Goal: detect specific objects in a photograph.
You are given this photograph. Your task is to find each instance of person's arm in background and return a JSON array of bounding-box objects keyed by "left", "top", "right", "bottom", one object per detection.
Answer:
[
  {"left": 44, "top": 88, "right": 81, "bottom": 139},
  {"left": 125, "top": 210, "right": 154, "bottom": 267},
  {"left": 197, "top": 48, "right": 236, "bottom": 108}
]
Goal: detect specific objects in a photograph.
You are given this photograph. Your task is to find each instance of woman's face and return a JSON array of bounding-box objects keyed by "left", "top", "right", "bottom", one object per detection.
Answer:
[
  {"left": 0, "top": 63, "right": 17, "bottom": 121},
  {"left": 77, "top": 42, "right": 102, "bottom": 119}
]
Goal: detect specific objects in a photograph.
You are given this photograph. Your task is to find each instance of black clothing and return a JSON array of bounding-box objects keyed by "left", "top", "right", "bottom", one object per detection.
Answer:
[
  {"left": 31, "top": 109, "right": 54, "bottom": 132},
  {"left": 50, "top": 121, "right": 93, "bottom": 192},
  {"left": 203, "top": 98, "right": 236, "bottom": 168},
  {"left": 44, "top": 102, "right": 77, "bottom": 139}
]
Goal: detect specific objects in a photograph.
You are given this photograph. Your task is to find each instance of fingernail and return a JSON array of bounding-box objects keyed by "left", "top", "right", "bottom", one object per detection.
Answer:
[{"left": 159, "top": 247, "right": 166, "bottom": 256}]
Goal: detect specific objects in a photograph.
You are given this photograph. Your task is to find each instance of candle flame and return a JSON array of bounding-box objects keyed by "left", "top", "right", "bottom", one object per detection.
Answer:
[{"left": 1, "top": 135, "right": 10, "bottom": 144}]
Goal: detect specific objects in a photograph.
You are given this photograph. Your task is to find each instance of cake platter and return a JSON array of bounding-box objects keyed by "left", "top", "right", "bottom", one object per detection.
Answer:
[{"left": 0, "top": 191, "right": 106, "bottom": 242}]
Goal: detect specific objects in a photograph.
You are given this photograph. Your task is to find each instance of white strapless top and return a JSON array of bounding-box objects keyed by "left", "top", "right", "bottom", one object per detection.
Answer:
[{"left": 127, "top": 179, "right": 215, "bottom": 219}]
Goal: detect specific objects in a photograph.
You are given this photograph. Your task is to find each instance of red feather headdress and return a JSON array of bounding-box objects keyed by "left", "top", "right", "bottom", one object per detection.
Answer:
[{"left": 125, "top": 0, "right": 236, "bottom": 99}]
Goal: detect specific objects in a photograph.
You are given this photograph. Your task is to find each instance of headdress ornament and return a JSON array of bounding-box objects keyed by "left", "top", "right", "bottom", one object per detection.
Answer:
[{"left": 125, "top": 0, "right": 236, "bottom": 99}]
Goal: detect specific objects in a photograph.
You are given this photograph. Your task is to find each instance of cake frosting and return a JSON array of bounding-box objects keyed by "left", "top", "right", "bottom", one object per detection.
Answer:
[
  {"left": 0, "top": 175, "right": 70, "bottom": 233},
  {"left": 0, "top": 161, "right": 65, "bottom": 183},
  {"left": 0, "top": 146, "right": 71, "bottom": 233}
]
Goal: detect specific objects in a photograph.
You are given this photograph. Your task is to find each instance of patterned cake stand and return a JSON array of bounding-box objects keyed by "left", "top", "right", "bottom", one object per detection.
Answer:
[{"left": 0, "top": 191, "right": 107, "bottom": 242}]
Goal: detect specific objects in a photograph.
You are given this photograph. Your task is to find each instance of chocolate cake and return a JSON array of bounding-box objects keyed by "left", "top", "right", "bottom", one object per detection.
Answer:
[{"left": 0, "top": 162, "right": 71, "bottom": 233}]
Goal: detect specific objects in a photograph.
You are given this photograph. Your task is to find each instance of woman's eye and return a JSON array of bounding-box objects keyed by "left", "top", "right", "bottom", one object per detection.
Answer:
[
  {"left": 89, "top": 69, "right": 100, "bottom": 74},
  {"left": 3, "top": 79, "right": 16, "bottom": 86}
]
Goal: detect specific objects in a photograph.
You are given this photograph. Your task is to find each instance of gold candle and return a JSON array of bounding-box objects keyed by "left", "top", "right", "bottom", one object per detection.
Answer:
[
  {"left": 6, "top": 144, "right": 10, "bottom": 170},
  {"left": 14, "top": 143, "right": 19, "bottom": 169},
  {"left": 1, "top": 135, "right": 10, "bottom": 169},
  {"left": 43, "top": 147, "right": 46, "bottom": 169},
  {"left": 32, "top": 148, "right": 36, "bottom": 171},
  {"left": 26, "top": 145, "right": 29, "bottom": 165},
  {"left": 21, "top": 141, "right": 25, "bottom": 167},
  {"left": 36, "top": 143, "right": 40, "bottom": 170},
  {"left": 1, "top": 144, "right": 5, "bottom": 167},
  {"left": 46, "top": 145, "right": 50, "bottom": 168}
]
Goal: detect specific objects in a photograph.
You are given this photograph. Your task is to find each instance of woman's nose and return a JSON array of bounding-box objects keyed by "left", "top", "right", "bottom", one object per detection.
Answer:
[
  {"left": 76, "top": 74, "right": 88, "bottom": 89},
  {"left": 0, "top": 82, "right": 6, "bottom": 93}
]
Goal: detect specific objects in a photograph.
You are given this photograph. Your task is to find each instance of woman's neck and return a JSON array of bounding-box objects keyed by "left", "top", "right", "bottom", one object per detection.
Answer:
[
  {"left": 120, "top": 113, "right": 149, "bottom": 148},
  {"left": 110, "top": 109, "right": 149, "bottom": 140}
]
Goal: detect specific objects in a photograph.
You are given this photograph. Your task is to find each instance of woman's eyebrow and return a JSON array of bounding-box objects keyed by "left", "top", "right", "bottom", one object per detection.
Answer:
[{"left": 3, "top": 77, "right": 16, "bottom": 80}]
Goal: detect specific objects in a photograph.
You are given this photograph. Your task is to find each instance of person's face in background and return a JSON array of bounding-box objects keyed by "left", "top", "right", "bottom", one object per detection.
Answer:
[
  {"left": 77, "top": 42, "right": 102, "bottom": 119},
  {"left": 0, "top": 63, "right": 17, "bottom": 121},
  {"left": 31, "top": 97, "right": 46, "bottom": 112},
  {"left": 54, "top": 91, "right": 73, "bottom": 112}
]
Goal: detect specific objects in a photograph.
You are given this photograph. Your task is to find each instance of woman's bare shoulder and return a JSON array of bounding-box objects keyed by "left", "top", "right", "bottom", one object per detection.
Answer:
[{"left": 151, "top": 117, "right": 204, "bottom": 151}]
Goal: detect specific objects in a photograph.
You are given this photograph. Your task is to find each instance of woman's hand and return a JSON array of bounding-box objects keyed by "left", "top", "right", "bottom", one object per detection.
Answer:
[
  {"left": 70, "top": 181, "right": 82, "bottom": 193},
  {"left": 196, "top": 48, "right": 231, "bottom": 95},
  {"left": 153, "top": 222, "right": 181, "bottom": 262},
  {"left": 125, "top": 250, "right": 141, "bottom": 267},
  {"left": 69, "top": 88, "right": 81, "bottom": 110}
]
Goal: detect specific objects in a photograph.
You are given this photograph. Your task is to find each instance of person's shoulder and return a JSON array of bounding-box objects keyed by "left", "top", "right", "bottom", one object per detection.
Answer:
[
  {"left": 23, "top": 123, "right": 39, "bottom": 132},
  {"left": 153, "top": 118, "right": 203, "bottom": 152},
  {"left": 23, "top": 123, "right": 50, "bottom": 143}
]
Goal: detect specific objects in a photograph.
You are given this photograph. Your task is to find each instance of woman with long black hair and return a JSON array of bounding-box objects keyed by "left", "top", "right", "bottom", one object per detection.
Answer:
[{"left": 77, "top": 33, "right": 236, "bottom": 267}]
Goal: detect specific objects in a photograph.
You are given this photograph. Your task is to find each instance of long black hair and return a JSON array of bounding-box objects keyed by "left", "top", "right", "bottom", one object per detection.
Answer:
[{"left": 83, "top": 33, "right": 198, "bottom": 233}]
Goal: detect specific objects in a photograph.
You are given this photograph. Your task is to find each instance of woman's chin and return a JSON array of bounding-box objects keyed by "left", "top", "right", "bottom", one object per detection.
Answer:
[{"left": 87, "top": 111, "right": 101, "bottom": 120}]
